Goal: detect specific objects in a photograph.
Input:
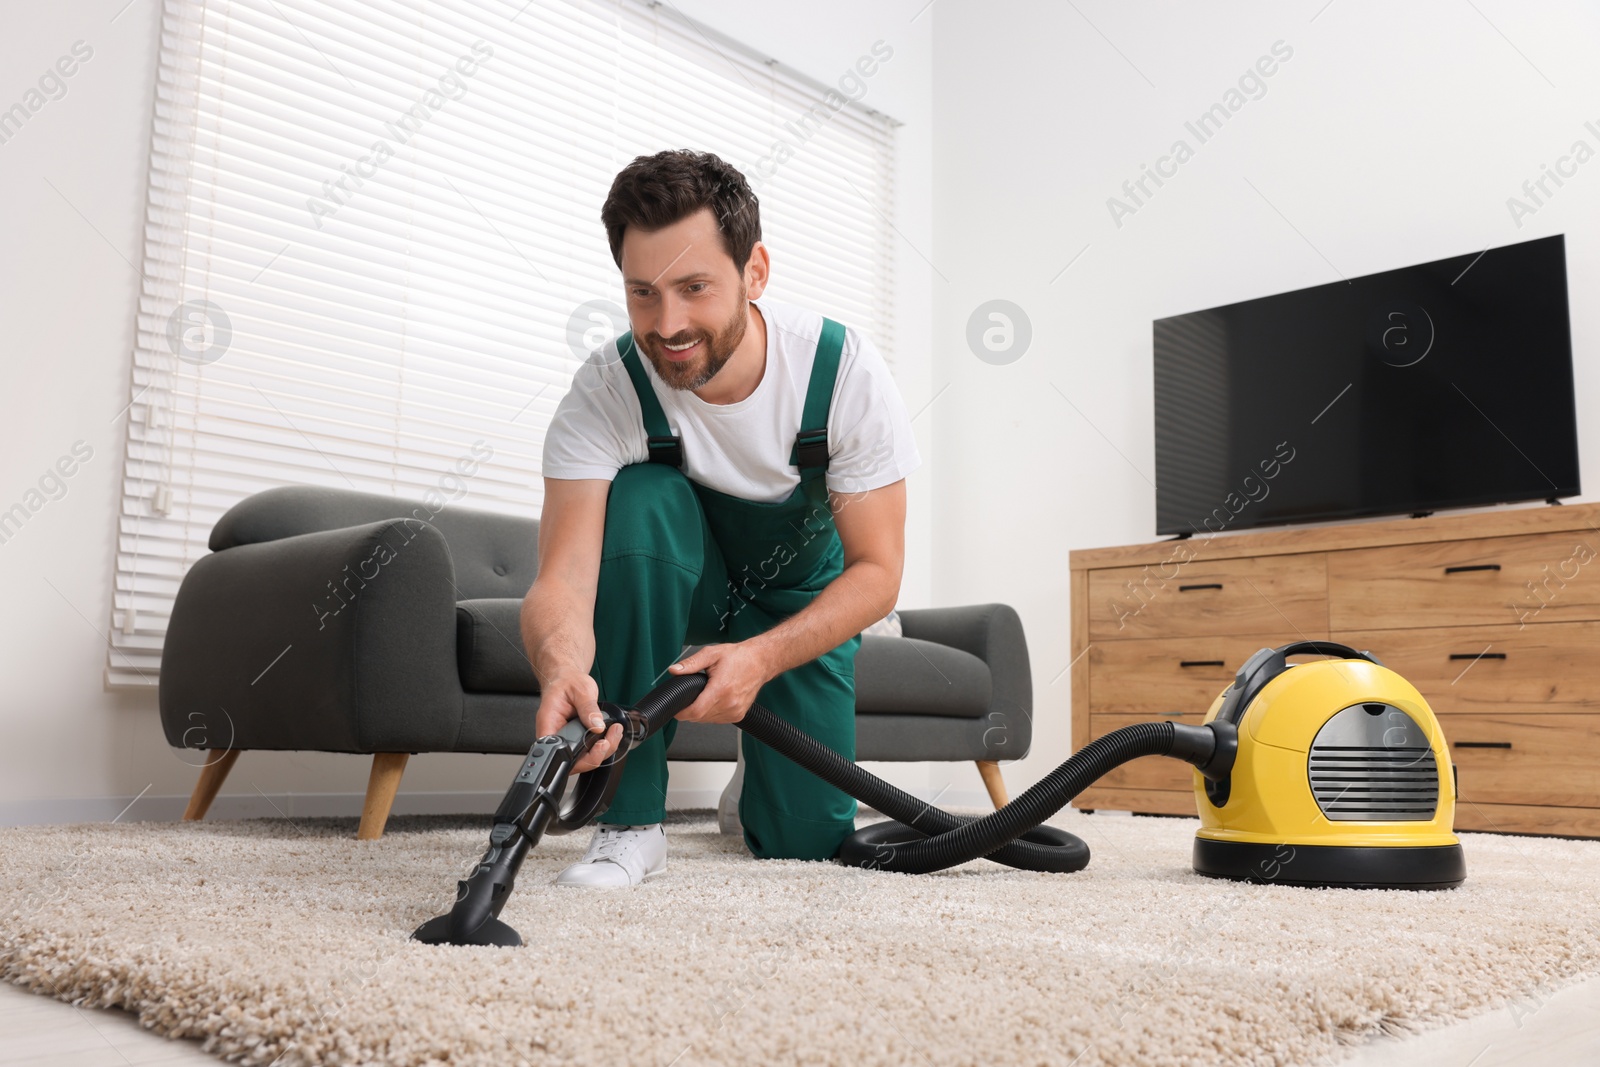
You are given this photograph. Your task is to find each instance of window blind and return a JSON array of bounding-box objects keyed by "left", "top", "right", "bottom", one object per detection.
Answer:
[{"left": 110, "top": 0, "right": 898, "bottom": 687}]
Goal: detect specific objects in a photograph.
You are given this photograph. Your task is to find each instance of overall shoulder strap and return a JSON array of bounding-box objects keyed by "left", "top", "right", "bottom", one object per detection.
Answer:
[
  {"left": 790, "top": 317, "right": 846, "bottom": 471},
  {"left": 617, "top": 332, "right": 683, "bottom": 468}
]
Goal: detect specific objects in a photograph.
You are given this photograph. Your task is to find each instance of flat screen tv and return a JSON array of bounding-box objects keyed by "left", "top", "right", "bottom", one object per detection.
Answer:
[{"left": 1152, "top": 234, "right": 1579, "bottom": 537}]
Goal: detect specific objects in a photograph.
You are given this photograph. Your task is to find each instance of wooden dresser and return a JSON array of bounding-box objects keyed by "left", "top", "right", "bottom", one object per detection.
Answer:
[{"left": 1069, "top": 503, "right": 1600, "bottom": 837}]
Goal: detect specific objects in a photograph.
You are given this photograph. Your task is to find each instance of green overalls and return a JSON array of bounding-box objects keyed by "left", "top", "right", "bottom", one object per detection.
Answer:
[{"left": 586, "top": 317, "right": 862, "bottom": 861}]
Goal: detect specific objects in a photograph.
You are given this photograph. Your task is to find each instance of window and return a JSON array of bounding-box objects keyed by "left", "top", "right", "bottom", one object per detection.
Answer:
[{"left": 110, "top": 0, "right": 898, "bottom": 686}]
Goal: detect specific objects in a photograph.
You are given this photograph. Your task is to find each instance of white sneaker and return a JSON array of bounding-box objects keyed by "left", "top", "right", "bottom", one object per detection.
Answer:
[{"left": 555, "top": 823, "right": 667, "bottom": 887}]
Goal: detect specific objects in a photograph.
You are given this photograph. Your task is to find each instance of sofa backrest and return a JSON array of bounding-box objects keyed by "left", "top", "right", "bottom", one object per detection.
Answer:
[{"left": 210, "top": 485, "right": 540, "bottom": 600}]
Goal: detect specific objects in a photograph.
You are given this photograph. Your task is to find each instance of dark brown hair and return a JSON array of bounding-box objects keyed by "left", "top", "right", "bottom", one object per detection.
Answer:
[{"left": 600, "top": 150, "right": 761, "bottom": 272}]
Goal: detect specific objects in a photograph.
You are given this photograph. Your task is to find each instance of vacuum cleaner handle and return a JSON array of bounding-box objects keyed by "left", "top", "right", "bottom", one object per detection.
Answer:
[
  {"left": 545, "top": 702, "right": 633, "bottom": 835},
  {"left": 1218, "top": 640, "right": 1383, "bottom": 727},
  {"left": 547, "top": 672, "right": 711, "bottom": 833},
  {"left": 1270, "top": 640, "right": 1382, "bottom": 666}
]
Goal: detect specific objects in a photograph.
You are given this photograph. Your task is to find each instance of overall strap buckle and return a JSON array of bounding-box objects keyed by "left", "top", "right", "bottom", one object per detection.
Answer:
[
  {"left": 647, "top": 435, "right": 684, "bottom": 468},
  {"left": 794, "top": 427, "right": 829, "bottom": 471},
  {"left": 791, "top": 317, "right": 845, "bottom": 473}
]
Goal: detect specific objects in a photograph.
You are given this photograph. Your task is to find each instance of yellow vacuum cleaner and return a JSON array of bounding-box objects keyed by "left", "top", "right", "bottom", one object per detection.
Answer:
[{"left": 1192, "top": 641, "right": 1466, "bottom": 890}]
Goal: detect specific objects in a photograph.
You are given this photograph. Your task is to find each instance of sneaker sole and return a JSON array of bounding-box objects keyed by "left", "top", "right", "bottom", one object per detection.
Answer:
[{"left": 554, "top": 861, "right": 668, "bottom": 888}]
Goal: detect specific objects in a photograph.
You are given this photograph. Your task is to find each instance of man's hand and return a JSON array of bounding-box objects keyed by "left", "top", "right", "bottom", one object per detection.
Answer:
[
  {"left": 534, "top": 672, "right": 622, "bottom": 774},
  {"left": 667, "top": 643, "right": 773, "bottom": 724}
]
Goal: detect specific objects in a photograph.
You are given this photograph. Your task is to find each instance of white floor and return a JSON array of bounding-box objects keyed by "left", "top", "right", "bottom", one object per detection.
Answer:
[
  {"left": 0, "top": 980, "right": 216, "bottom": 1066},
  {"left": 3, "top": 971, "right": 1598, "bottom": 1066},
  {"left": 1342, "top": 973, "right": 1600, "bottom": 1067}
]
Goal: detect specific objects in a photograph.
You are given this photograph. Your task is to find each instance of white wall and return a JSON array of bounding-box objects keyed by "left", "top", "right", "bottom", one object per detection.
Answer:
[
  {"left": 931, "top": 0, "right": 1600, "bottom": 793},
  {"left": 0, "top": 1, "right": 938, "bottom": 822},
  {"left": 1, "top": 2, "right": 169, "bottom": 821}
]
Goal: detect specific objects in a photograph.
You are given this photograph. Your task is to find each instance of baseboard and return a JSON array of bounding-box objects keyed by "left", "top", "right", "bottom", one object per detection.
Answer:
[
  {"left": 0, "top": 791, "right": 504, "bottom": 827},
  {"left": 0, "top": 789, "right": 720, "bottom": 827},
  {"left": 0, "top": 785, "right": 996, "bottom": 827}
]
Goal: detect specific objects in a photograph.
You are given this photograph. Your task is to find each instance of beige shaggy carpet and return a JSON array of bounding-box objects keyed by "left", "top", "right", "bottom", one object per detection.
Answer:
[{"left": 3, "top": 807, "right": 1599, "bottom": 1067}]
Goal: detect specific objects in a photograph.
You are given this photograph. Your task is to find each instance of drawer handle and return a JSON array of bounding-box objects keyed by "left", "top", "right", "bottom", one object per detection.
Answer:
[
  {"left": 1160, "top": 710, "right": 1188, "bottom": 717},
  {"left": 1179, "top": 660, "right": 1226, "bottom": 668},
  {"left": 1178, "top": 583, "right": 1223, "bottom": 592},
  {"left": 1455, "top": 741, "right": 1513, "bottom": 749},
  {"left": 1444, "top": 564, "right": 1501, "bottom": 574},
  {"left": 1449, "top": 652, "right": 1507, "bottom": 660}
]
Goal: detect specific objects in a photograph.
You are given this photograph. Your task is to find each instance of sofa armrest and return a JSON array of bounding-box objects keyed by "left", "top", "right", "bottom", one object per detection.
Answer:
[
  {"left": 896, "top": 604, "right": 1032, "bottom": 759},
  {"left": 159, "top": 518, "right": 463, "bottom": 754},
  {"left": 207, "top": 484, "right": 540, "bottom": 602}
]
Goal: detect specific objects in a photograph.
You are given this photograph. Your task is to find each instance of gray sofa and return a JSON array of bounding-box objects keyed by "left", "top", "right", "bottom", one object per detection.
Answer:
[{"left": 159, "top": 485, "right": 1033, "bottom": 838}]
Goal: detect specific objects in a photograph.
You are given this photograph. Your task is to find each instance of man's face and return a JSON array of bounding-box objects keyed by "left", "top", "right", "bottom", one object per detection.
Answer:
[{"left": 619, "top": 206, "right": 752, "bottom": 391}]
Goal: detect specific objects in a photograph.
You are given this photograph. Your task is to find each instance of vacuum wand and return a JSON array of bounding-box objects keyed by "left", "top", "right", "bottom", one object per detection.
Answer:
[{"left": 411, "top": 674, "right": 709, "bottom": 947}]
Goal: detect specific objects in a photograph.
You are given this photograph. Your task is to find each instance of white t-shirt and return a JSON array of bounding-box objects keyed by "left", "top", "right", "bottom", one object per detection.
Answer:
[{"left": 542, "top": 296, "right": 921, "bottom": 503}]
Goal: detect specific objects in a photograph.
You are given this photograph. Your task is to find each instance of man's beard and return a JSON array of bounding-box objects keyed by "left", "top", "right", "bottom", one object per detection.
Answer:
[{"left": 645, "top": 292, "right": 748, "bottom": 391}]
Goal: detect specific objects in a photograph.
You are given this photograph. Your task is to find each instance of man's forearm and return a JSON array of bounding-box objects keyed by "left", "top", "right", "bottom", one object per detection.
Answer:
[
  {"left": 742, "top": 559, "right": 899, "bottom": 680},
  {"left": 521, "top": 579, "right": 595, "bottom": 685}
]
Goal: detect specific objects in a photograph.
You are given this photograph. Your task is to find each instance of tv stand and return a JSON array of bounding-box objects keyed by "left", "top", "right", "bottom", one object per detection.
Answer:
[
  {"left": 1410, "top": 510, "right": 1434, "bottom": 519},
  {"left": 1069, "top": 502, "right": 1600, "bottom": 837},
  {"left": 1548, "top": 497, "right": 1565, "bottom": 506}
]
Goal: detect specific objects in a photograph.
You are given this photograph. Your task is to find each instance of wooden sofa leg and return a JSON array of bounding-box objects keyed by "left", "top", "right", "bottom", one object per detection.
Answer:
[
  {"left": 357, "top": 753, "right": 409, "bottom": 840},
  {"left": 183, "top": 749, "right": 242, "bottom": 821},
  {"left": 976, "top": 760, "right": 1009, "bottom": 809}
]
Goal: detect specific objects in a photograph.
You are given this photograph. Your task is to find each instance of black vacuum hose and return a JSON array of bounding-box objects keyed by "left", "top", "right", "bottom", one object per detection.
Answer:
[
  {"left": 631, "top": 672, "right": 1233, "bottom": 875},
  {"left": 739, "top": 706, "right": 1195, "bottom": 874}
]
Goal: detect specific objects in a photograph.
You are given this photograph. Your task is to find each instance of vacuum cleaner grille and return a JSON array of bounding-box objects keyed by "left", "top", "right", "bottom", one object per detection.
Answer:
[{"left": 1307, "top": 703, "right": 1440, "bottom": 822}]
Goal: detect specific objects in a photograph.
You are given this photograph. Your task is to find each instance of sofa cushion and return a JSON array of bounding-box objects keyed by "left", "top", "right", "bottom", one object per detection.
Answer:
[
  {"left": 457, "top": 599, "right": 538, "bottom": 694},
  {"left": 852, "top": 635, "right": 992, "bottom": 718},
  {"left": 454, "top": 604, "right": 992, "bottom": 717}
]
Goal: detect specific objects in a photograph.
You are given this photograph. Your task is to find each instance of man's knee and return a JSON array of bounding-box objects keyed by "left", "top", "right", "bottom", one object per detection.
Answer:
[
  {"left": 602, "top": 462, "right": 702, "bottom": 559},
  {"left": 742, "top": 821, "right": 852, "bottom": 862},
  {"left": 739, "top": 789, "right": 855, "bottom": 861}
]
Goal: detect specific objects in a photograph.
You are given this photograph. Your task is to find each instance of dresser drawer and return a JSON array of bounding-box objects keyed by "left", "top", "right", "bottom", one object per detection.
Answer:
[
  {"left": 1328, "top": 533, "right": 1600, "bottom": 630},
  {"left": 1086, "top": 714, "right": 1201, "bottom": 792},
  {"left": 1335, "top": 623, "right": 1600, "bottom": 714},
  {"left": 1445, "top": 715, "right": 1600, "bottom": 809},
  {"left": 1087, "top": 634, "right": 1326, "bottom": 718},
  {"left": 1087, "top": 553, "right": 1327, "bottom": 640}
]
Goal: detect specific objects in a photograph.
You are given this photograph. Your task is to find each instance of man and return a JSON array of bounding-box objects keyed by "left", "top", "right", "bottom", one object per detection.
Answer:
[{"left": 523, "top": 149, "right": 919, "bottom": 887}]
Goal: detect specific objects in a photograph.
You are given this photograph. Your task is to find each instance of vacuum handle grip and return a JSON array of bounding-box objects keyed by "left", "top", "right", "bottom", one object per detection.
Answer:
[
  {"left": 553, "top": 701, "right": 635, "bottom": 756},
  {"left": 1272, "top": 640, "right": 1380, "bottom": 665},
  {"left": 556, "top": 717, "right": 590, "bottom": 748}
]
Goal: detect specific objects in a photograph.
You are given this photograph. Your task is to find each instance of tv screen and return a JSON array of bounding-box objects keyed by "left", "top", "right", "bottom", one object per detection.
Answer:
[{"left": 1152, "top": 234, "right": 1579, "bottom": 537}]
